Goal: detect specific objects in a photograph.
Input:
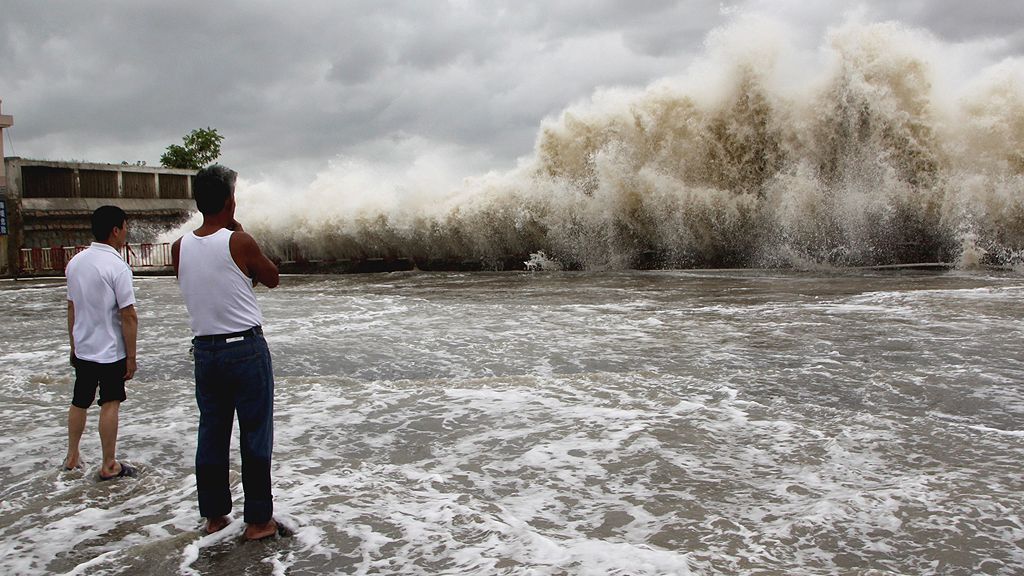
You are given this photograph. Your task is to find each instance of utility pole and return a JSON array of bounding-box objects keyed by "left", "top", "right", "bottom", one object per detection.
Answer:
[
  {"left": 0, "top": 99, "right": 13, "bottom": 189},
  {"left": 0, "top": 99, "right": 13, "bottom": 275}
]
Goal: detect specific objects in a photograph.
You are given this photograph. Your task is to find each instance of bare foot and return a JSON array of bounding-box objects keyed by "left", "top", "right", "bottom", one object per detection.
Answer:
[
  {"left": 98, "top": 462, "right": 137, "bottom": 481},
  {"left": 244, "top": 519, "right": 277, "bottom": 541},
  {"left": 62, "top": 455, "right": 83, "bottom": 470},
  {"left": 98, "top": 461, "right": 122, "bottom": 478},
  {"left": 204, "top": 515, "right": 231, "bottom": 534}
]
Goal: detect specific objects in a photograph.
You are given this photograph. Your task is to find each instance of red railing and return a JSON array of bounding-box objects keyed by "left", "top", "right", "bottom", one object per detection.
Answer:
[
  {"left": 124, "top": 243, "right": 173, "bottom": 268},
  {"left": 19, "top": 243, "right": 174, "bottom": 274}
]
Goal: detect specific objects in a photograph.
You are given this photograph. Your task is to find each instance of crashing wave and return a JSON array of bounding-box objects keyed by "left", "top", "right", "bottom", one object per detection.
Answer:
[{"left": 223, "top": 20, "right": 1024, "bottom": 270}]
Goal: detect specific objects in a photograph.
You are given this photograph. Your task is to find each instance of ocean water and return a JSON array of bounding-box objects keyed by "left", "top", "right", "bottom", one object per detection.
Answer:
[{"left": 0, "top": 270, "right": 1021, "bottom": 575}]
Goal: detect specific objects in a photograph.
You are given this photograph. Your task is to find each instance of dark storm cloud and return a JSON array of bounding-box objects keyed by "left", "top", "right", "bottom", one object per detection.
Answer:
[
  {"left": 878, "top": 1, "right": 1024, "bottom": 59},
  {"left": 2, "top": 0, "right": 723, "bottom": 171},
  {"left": 881, "top": 1, "right": 1024, "bottom": 41},
  {"left": 0, "top": 0, "right": 1020, "bottom": 180}
]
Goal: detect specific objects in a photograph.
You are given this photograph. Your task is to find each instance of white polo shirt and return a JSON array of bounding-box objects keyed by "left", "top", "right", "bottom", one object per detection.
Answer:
[{"left": 66, "top": 242, "right": 136, "bottom": 363}]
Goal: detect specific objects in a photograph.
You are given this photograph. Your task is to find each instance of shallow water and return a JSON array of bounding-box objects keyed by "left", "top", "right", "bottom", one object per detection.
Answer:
[{"left": 1, "top": 271, "right": 1022, "bottom": 575}]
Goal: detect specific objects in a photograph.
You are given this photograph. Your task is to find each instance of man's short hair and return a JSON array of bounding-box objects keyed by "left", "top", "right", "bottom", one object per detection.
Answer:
[
  {"left": 91, "top": 205, "right": 127, "bottom": 242},
  {"left": 194, "top": 164, "right": 238, "bottom": 215}
]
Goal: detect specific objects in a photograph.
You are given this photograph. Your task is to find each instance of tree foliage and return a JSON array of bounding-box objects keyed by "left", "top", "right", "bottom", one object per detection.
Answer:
[{"left": 160, "top": 127, "right": 224, "bottom": 169}]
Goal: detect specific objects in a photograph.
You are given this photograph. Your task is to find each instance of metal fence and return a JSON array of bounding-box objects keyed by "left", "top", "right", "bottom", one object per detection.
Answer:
[{"left": 19, "top": 243, "right": 174, "bottom": 274}]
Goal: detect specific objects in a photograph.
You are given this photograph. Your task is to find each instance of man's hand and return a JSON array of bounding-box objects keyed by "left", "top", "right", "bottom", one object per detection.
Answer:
[{"left": 119, "top": 305, "right": 138, "bottom": 381}]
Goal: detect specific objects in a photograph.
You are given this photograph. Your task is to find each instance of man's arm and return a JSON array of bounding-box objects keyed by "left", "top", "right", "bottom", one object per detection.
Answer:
[
  {"left": 171, "top": 237, "right": 181, "bottom": 277},
  {"left": 230, "top": 229, "right": 280, "bottom": 289},
  {"left": 120, "top": 305, "right": 138, "bottom": 380},
  {"left": 67, "top": 300, "right": 76, "bottom": 366}
]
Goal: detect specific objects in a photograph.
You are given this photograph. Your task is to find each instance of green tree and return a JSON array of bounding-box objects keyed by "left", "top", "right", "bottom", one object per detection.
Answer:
[{"left": 160, "top": 127, "right": 224, "bottom": 169}]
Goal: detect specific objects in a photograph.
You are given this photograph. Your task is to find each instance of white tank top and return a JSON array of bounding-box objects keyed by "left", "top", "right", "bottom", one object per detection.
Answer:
[{"left": 178, "top": 228, "right": 264, "bottom": 336}]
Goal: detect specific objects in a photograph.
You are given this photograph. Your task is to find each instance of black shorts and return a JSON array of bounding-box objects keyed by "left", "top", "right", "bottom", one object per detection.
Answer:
[{"left": 72, "top": 356, "right": 127, "bottom": 408}]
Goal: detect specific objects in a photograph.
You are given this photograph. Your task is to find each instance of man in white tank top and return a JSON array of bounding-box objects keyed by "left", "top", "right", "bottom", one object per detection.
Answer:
[{"left": 172, "top": 164, "right": 280, "bottom": 541}]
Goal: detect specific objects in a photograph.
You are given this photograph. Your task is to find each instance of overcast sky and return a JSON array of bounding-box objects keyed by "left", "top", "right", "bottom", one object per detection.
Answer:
[{"left": 2, "top": 1, "right": 1022, "bottom": 187}]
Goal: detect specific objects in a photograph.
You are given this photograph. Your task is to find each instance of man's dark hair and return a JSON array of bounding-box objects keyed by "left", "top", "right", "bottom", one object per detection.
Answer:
[
  {"left": 91, "top": 205, "right": 127, "bottom": 242},
  {"left": 194, "top": 164, "right": 238, "bottom": 215}
]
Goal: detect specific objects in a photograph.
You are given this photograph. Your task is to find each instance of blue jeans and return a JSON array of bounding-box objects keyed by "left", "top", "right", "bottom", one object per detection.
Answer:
[{"left": 193, "top": 333, "right": 274, "bottom": 524}]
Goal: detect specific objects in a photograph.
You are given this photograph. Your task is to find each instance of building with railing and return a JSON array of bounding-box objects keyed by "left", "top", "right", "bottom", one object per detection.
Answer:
[{"left": 2, "top": 156, "right": 197, "bottom": 277}]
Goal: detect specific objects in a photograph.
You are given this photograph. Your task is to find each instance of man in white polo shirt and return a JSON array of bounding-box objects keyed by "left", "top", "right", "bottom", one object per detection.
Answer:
[{"left": 64, "top": 205, "right": 138, "bottom": 481}]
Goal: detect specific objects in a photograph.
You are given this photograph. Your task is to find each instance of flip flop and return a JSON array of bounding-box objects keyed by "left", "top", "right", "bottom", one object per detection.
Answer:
[{"left": 98, "top": 462, "right": 137, "bottom": 481}]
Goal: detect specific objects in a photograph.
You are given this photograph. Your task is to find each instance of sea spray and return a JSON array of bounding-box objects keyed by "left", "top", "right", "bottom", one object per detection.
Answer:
[{"left": 172, "top": 19, "right": 1024, "bottom": 270}]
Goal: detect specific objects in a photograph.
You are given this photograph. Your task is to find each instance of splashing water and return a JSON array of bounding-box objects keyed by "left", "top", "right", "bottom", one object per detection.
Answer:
[
  {"left": 166, "top": 19, "right": 1024, "bottom": 271},
  {"left": 524, "top": 251, "right": 563, "bottom": 272}
]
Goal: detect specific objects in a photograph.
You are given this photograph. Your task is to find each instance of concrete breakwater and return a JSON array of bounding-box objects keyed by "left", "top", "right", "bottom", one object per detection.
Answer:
[
  {"left": 14, "top": 248, "right": 535, "bottom": 277},
  {"left": 13, "top": 242, "right": 957, "bottom": 278}
]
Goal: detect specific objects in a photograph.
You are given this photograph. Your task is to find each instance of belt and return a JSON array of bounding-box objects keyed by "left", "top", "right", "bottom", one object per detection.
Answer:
[{"left": 194, "top": 326, "right": 263, "bottom": 343}]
